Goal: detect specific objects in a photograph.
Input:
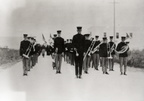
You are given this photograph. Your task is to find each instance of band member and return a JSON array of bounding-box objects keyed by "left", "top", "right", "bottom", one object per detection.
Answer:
[
  {"left": 54, "top": 30, "right": 65, "bottom": 74},
  {"left": 99, "top": 37, "right": 109, "bottom": 75},
  {"left": 91, "top": 35, "right": 101, "bottom": 70},
  {"left": 108, "top": 36, "right": 116, "bottom": 71},
  {"left": 51, "top": 34, "right": 57, "bottom": 69},
  {"left": 72, "top": 26, "right": 85, "bottom": 79},
  {"left": 20, "top": 34, "right": 30, "bottom": 76},
  {"left": 83, "top": 34, "right": 91, "bottom": 74},
  {"left": 116, "top": 36, "right": 129, "bottom": 75},
  {"left": 41, "top": 42, "right": 47, "bottom": 57},
  {"left": 64, "top": 39, "right": 69, "bottom": 63},
  {"left": 70, "top": 39, "right": 75, "bottom": 66}
]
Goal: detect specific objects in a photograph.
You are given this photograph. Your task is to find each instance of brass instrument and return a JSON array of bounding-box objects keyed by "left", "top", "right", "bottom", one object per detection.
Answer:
[
  {"left": 91, "top": 41, "right": 102, "bottom": 54},
  {"left": 83, "top": 38, "right": 94, "bottom": 61},
  {"left": 23, "top": 43, "right": 33, "bottom": 58},
  {"left": 108, "top": 43, "right": 115, "bottom": 59},
  {"left": 115, "top": 45, "right": 129, "bottom": 54}
]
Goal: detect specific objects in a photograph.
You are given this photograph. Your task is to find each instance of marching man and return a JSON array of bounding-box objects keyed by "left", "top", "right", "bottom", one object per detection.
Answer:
[{"left": 116, "top": 36, "right": 129, "bottom": 75}]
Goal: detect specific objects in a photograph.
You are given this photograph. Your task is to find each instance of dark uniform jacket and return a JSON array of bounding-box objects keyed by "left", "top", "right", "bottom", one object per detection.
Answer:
[
  {"left": 72, "top": 33, "right": 85, "bottom": 54},
  {"left": 108, "top": 41, "right": 116, "bottom": 55},
  {"left": 99, "top": 43, "right": 108, "bottom": 57},
  {"left": 64, "top": 43, "right": 69, "bottom": 52},
  {"left": 84, "top": 40, "right": 91, "bottom": 53},
  {"left": 20, "top": 40, "right": 31, "bottom": 56},
  {"left": 92, "top": 40, "right": 101, "bottom": 54},
  {"left": 54, "top": 37, "right": 65, "bottom": 54},
  {"left": 116, "top": 42, "right": 129, "bottom": 57},
  {"left": 67, "top": 43, "right": 74, "bottom": 53}
]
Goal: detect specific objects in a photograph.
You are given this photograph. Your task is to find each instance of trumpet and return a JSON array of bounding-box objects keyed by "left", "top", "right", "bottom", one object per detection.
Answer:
[
  {"left": 108, "top": 43, "right": 115, "bottom": 59},
  {"left": 23, "top": 43, "right": 33, "bottom": 58}
]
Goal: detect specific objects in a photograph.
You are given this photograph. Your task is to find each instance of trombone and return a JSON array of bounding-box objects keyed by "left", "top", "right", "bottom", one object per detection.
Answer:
[
  {"left": 83, "top": 38, "right": 95, "bottom": 61},
  {"left": 23, "top": 43, "right": 33, "bottom": 58}
]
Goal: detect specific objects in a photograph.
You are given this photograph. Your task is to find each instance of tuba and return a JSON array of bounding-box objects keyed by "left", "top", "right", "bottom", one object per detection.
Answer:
[
  {"left": 23, "top": 43, "right": 33, "bottom": 58},
  {"left": 115, "top": 45, "right": 129, "bottom": 54}
]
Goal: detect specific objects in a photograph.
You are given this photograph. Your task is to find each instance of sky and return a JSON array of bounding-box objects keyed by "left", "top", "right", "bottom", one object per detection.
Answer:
[{"left": 0, "top": 0, "right": 144, "bottom": 49}]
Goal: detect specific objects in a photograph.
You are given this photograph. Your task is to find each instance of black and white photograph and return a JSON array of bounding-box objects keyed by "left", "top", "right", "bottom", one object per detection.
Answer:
[{"left": 0, "top": 0, "right": 144, "bottom": 101}]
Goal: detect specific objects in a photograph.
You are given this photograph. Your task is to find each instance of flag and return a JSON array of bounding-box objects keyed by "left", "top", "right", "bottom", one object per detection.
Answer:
[
  {"left": 126, "top": 33, "right": 129, "bottom": 39},
  {"left": 130, "top": 33, "right": 133, "bottom": 38},
  {"left": 104, "top": 32, "right": 106, "bottom": 37},
  {"left": 116, "top": 32, "right": 119, "bottom": 39},
  {"left": 42, "top": 34, "right": 46, "bottom": 42}
]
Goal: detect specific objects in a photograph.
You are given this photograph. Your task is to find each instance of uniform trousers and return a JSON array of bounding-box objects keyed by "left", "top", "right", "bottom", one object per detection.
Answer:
[
  {"left": 119, "top": 57, "right": 127, "bottom": 73},
  {"left": 108, "top": 55, "right": 114, "bottom": 70},
  {"left": 101, "top": 57, "right": 108, "bottom": 73},
  {"left": 22, "top": 57, "right": 29, "bottom": 74},
  {"left": 55, "top": 54, "right": 62, "bottom": 72},
  {"left": 75, "top": 53, "right": 83, "bottom": 76},
  {"left": 92, "top": 53, "right": 100, "bottom": 69},
  {"left": 83, "top": 55, "right": 91, "bottom": 72}
]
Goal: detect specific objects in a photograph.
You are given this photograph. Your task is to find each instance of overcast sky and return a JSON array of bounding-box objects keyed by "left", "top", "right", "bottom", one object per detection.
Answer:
[{"left": 0, "top": 0, "right": 144, "bottom": 49}]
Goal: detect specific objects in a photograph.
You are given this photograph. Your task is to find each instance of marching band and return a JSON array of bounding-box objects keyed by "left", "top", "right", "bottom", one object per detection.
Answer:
[{"left": 20, "top": 26, "right": 130, "bottom": 78}]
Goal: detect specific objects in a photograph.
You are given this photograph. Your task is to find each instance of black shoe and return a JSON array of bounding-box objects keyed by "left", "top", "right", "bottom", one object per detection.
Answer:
[
  {"left": 85, "top": 71, "right": 88, "bottom": 74},
  {"left": 124, "top": 73, "right": 127, "bottom": 75},
  {"left": 95, "top": 68, "right": 99, "bottom": 71},
  {"left": 23, "top": 74, "right": 27, "bottom": 76},
  {"left": 59, "top": 71, "right": 61, "bottom": 74},
  {"left": 105, "top": 72, "right": 109, "bottom": 75},
  {"left": 79, "top": 76, "right": 82, "bottom": 79},
  {"left": 121, "top": 72, "right": 123, "bottom": 75},
  {"left": 56, "top": 71, "right": 59, "bottom": 74}
]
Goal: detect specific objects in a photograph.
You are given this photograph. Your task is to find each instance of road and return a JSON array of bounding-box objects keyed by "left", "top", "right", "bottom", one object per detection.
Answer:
[{"left": 0, "top": 56, "right": 144, "bottom": 101}]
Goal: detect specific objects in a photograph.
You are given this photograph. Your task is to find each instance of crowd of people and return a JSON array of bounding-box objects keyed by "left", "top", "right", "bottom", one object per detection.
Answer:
[{"left": 20, "top": 26, "right": 130, "bottom": 79}]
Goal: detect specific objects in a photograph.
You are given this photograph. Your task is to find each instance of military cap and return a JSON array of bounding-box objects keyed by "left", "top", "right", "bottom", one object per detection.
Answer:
[
  {"left": 57, "top": 30, "right": 61, "bottom": 33},
  {"left": 126, "top": 41, "right": 129, "bottom": 44},
  {"left": 27, "top": 36, "right": 31, "bottom": 39},
  {"left": 103, "top": 37, "right": 107, "bottom": 40},
  {"left": 53, "top": 34, "right": 57, "bottom": 37},
  {"left": 110, "top": 36, "right": 113, "bottom": 39},
  {"left": 77, "top": 26, "right": 82, "bottom": 30},
  {"left": 23, "top": 34, "right": 28, "bottom": 37},
  {"left": 84, "top": 34, "right": 90, "bottom": 37},
  {"left": 121, "top": 36, "right": 126, "bottom": 39},
  {"left": 95, "top": 36, "right": 99, "bottom": 38}
]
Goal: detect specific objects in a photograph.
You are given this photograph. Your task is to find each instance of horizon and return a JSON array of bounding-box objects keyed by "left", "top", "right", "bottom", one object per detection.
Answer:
[{"left": 0, "top": 0, "right": 144, "bottom": 50}]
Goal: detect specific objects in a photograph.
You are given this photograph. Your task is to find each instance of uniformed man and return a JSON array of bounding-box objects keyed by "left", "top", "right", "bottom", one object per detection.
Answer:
[
  {"left": 70, "top": 39, "right": 75, "bottom": 66},
  {"left": 51, "top": 34, "right": 57, "bottom": 69},
  {"left": 116, "top": 36, "right": 129, "bottom": 75},
  {"left": 99, "top": 37, "right": 109, "bottom": 75},
  {"left": 54, "top": 30, "right": 65, "bottom": 74},
  {"left": 20, "top": 34, "right": 31, "bottom": 76},
  {"left": 83, "top": 34, "right": 91, "bottom": 74},
  {"left": 91, "top": 35, "right": 101, "bottom": 70},
  {"left": 108, "top": 36, "right": 116, "bottom": 71},
  {"left": 72, "top": 26, "right": 85, "bottom": 79},
  {"left": 64, "top": 39, "right": 69, "bottom": 63}
]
